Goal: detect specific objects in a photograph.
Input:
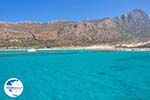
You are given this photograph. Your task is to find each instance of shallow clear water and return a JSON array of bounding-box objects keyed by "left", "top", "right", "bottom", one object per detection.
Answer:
[{"left": 0, "top": 50, "right": 150, "bottom": 100}]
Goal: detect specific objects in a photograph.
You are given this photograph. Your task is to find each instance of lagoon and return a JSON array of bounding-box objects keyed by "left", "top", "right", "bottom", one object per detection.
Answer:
[{"left": 0, "top": 50, "right": 150, "bottom": 100}]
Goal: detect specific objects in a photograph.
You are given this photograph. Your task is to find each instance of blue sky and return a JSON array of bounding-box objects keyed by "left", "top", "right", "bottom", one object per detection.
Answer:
[{"left": 0, "top": 0, "right": 149, "bottom": 22}]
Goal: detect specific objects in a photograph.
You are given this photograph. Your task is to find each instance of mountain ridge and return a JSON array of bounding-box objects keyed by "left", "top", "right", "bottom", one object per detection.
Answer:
[{"left": 0, "top": 9, "right": 150, "bottom": 49}]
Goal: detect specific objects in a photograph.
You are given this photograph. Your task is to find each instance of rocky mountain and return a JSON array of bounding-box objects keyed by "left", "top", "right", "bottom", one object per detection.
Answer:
[
  {"left": 0, "top": 9, "right": 150, "bottom": 49},
  {"left": 114, "top": 9, "right": 150, "bottom": 38}
]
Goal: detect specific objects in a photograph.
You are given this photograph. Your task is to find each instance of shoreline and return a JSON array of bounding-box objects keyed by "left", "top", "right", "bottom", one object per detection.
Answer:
[{"left": 0, "top": 45, "right": 150, "bottom": 51}]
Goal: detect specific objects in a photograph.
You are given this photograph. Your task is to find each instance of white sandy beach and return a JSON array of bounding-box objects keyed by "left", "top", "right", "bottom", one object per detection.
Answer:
[{"left": 0, "top": 44, "right": 150, "bottom": 51}]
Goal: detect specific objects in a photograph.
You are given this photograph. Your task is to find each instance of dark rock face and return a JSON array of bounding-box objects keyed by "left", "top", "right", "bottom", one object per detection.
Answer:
[{"left": 0, "top": 9, "right": 150, "bottom": 48}]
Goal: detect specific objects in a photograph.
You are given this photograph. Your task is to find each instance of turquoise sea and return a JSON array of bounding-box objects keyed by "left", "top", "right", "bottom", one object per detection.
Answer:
[{"left": 0, "top": 50, "right": 150, "bottom": 100}]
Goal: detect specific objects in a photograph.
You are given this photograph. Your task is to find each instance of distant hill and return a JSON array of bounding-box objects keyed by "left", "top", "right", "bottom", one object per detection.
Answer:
[{"left": 0, "top": 9, "right": 150, "bottom": 49}]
